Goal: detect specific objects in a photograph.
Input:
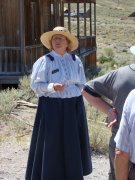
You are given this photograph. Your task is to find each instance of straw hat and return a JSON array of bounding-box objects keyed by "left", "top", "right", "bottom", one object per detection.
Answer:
[
  {"left": 130, "top": 45, "right": 135, "bottom": 55},
  {"left": 40, "top": 26, "right": 78, "bottom": 52}
]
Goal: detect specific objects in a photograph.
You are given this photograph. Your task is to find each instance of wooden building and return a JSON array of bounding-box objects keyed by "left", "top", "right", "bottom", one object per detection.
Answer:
[{"left": 0, "top": 0, "right": 96, "bottom": 84}]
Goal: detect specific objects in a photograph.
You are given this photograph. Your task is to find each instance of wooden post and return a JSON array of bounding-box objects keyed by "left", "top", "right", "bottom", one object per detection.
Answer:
[{"left": 19, "top": 0, "right": 25, "bottom": 74}]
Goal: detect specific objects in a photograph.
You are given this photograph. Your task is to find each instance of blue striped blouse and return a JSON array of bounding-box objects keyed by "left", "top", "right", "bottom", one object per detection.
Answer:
[{"left": 31, "top": 50, "right": 86, "bottom": 98}]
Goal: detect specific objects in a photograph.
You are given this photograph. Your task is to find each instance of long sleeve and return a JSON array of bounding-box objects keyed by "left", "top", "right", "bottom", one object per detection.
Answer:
[
  {"left": 30, "top": 56, "right": 55, "bottom": 95},
  {"left": 76, "top": 55, "right": 86, "bottom": 91}
]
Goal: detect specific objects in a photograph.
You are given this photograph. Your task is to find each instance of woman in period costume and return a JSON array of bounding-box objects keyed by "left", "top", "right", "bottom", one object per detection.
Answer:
[{"left": 25, "top": 26, "right": 92, "bottom": 180}]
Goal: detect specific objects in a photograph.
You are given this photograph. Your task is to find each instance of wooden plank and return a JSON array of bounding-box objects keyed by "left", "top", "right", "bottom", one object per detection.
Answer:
[
  {"left": 0, "top": 50, "right": 2, "bottom": 72},
  {"left": 0, "top": 0, "right": 20, "bottom": 46},
  {"left": 20, "top": 0, "right": 25, "bottom": 73},
  {"left": 39, "top": 0, "right": 53, "bottom": 33},
  {"left": 64, "top": 0, "right": 96, "bottom": 3},
  {"left": 4, "top": 49, "right": 8, "bottom": 72}
]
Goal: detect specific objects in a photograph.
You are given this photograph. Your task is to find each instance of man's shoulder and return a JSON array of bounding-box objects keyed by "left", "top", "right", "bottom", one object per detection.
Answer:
[
  {"left": 118, "top": 64, "right": 135, "bottom": 72},
  {"left": 128, "top": 89, "right": 135, "bottom": 97}
]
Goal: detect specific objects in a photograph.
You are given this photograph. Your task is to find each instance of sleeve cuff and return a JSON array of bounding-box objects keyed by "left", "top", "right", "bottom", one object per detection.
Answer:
[
  {"left": 47, "top": 83, "right": 55, "bottom": 92},
  {"left": 84, "top": 85, "right": 101, "bottom": 97}
]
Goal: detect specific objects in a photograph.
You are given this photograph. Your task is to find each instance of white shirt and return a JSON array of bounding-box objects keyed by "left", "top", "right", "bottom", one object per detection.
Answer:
[
  {"left": 115, "top": 89, "right": 135, "bottom": 163},
  {"left": 31, "top": 50, "right": 86, "bottom": 98}
]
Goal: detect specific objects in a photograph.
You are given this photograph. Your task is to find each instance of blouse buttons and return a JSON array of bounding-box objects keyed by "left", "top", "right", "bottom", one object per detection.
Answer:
[{"left": 60, "top": 57, "right": 70, "bottom": 80}]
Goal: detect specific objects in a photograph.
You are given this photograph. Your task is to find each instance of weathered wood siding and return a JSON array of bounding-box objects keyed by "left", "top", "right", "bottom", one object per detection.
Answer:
[
  {"left": 0, "top": 0, "right": 20, "bottom": 46},
  {"left": 25, "top": 0, "right": 41, "bottom": 45},
  {"left": 39, "top": 0, "right": 51, "bottom": 33},
  {"left": 0, "top": 0, "right": 21, "bottom": 78}
]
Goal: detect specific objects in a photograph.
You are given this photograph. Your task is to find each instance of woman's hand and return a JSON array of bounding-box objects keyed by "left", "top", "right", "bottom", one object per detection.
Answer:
[{"left": 53, "top": 83, "right": 65, "bottom": 92}]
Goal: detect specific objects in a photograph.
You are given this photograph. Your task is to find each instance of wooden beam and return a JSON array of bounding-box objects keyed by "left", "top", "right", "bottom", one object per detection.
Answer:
[
  {"left": 19, "top": 0, "right": 25, "bottom": 73},
  {"left": 64, "top": 0, "right": 96, "bottom": 3}
]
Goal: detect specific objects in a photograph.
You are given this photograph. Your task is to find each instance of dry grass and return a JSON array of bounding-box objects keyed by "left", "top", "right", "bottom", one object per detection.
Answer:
[
  {"left": 85, "top": 102, "right": 111, "bottom": 153},
  {"left": 96, "top": 0, "right": 135, "bottom": 65}
]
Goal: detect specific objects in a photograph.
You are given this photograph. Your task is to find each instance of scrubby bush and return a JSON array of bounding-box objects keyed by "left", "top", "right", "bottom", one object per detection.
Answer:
[
  {"left": 19, "top": 76, "right": 37, "bottom": 104},
  {"left": 85, "top": 65, "right": 101, "bottom": 80},
  {"left": 98, "top": 54, "right": 111, "bottom": 64},
  {"left": 0, "top": 88, "right": 24, "bottom": 115},
  {"left": 98, "top": 48, "right": 115, "bottom": 64}
]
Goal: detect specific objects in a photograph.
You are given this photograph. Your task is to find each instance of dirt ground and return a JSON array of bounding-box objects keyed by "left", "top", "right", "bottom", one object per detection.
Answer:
[
  {"left": 0, "top": 103, "right": 109, "bottom": 180},
  {"left": 0, "top": 141, "right": 109, "bottom": 180}
]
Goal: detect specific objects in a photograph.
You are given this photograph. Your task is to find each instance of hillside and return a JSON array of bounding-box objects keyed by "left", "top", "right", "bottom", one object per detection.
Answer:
[{"left": 96, "top": 0, "right": 135, "bottom": 64}]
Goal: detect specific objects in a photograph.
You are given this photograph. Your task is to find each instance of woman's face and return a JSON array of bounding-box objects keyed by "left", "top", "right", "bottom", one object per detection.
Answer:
[{"left": 51, "top": 34, "right": 69, "bottom": 55}]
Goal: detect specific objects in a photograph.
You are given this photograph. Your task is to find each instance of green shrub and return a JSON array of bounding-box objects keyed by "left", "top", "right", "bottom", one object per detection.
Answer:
[
  {"left": 0, "top": 76, "right": 37, "bottom": 116},
  {"left": 85, "top": 65, "right": 101, "bottom": 80},
  {"left": 0, "top": 88, "right": 24, "bottom": 115},
  {"left": 98, "top": 48, "right": 115, "bottom": 64},
  {"left": 98, "top": 54, "right": 112, "bottom": 64},
  {"left": 104, "top": 48, "right": 114, "bottom": 59},
  {"left": 19, "top": 76, "right": 37, "bottom": 104}
]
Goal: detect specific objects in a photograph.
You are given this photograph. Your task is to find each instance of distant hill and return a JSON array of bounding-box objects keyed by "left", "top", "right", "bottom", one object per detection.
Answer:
[{"left": 96, "top": 0, "right": 135, "bottom": 66}]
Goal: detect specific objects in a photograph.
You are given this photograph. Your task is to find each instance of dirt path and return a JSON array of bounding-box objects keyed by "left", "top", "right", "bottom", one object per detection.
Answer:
[{"left": 0, "top": 140, "right": 109, "bottom": 180}]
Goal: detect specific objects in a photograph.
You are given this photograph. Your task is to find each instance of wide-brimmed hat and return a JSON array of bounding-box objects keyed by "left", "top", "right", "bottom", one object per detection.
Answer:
[
  {"left": 40, "top": 26, "right": 78, "bottom": 52},
  {"left": 130, "top": 45, "right": 135, "bottom": 55}
]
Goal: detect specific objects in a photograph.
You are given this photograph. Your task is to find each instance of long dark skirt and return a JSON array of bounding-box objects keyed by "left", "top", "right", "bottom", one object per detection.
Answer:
[{"left": 25, "top": 95, "right": 92, "bottom": 180}]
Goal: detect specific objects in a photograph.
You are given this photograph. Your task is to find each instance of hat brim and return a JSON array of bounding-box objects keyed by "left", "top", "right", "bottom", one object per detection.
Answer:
[
  {"left": 130, "top": 46, "right": 135, "bottom": 55},
  {"left": 40, "top": 31, "right": 78, "bottom": 52}
]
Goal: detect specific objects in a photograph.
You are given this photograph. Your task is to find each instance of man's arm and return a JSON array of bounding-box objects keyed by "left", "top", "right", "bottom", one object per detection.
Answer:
[
  {"left": 114, "top": 149, "right": 129, "bottom": 180},
  {"left": 82, "top": 90, "right": 117, "bottom": 127},
  {"left": 82, "top": 90, "right": 111, "bottom": 114}
]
